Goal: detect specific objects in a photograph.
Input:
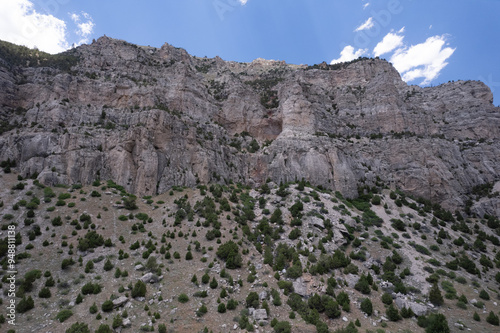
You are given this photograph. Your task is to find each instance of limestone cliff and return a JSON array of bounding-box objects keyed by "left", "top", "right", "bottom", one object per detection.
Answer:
[{"left": 1, "top": 37, "right": 499, "bottom": 215}]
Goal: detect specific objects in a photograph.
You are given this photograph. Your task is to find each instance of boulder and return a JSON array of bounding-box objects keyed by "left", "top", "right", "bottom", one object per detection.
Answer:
[
  {"left": 253, "top": 309, "right": 268, "bottom": 321},
  {"left": 122, "top": 318, "right": 131, "bottom": 327},
  {"left": 112, "top": 296, "right": 129, "bottom": 308},
  {"left": 293, "top": 275, "right": 313, "bottom": 297},
  {"left": 140, "top": 272, "right": 159, "bottom": 283},
  {"left": 394, "top": 297, "right": 428, "bottom": 316}
]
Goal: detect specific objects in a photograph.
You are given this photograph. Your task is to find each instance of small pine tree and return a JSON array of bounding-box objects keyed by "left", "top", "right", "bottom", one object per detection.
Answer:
[
  {"left": 360, "top": 298, "right": 373, "bottom": 316},
  {"left": 103, "top": 259, "right": 113, "bottom": 271},
  {"left": 158, "top": 324, "right": 167, "bottom": 333},
  {"left": 425, "top": 313, "right": 450, "bottom": 333},
  {"left": 112, "top": 315, "right": 123, "bottom": 329},
  {"left": 381, "top": 292, "right": 393, "bottom": 305},
  {"left": 210, "top": 277, "right": 218, "bottom": 289},
  {"left": 89, "top": 302, "right": 98, "bottom": 314},
  {"left": 386, "top": 304, "right": 401, "bottom": 321},
  {"left": 38, "top": 287, "right": 52, "bottom": 298},
  {"left": 131, "top": 280, "right": 147, "bottom": 298},
  {"left": 486, "top": 311, "right": 500, "bottom": 326},
  {"left": 217, "top": 303, "right": 226, "bottom": 313},
  {"left": 95, "top": 324, "right": 112, "bottom": 333},
  {"left": 429, "top": 282, "right": 444, "bottom": 306},
  {"left": 479, "top": 289, "right": 490, "bottom": 300},
  {"left": 101, "top": 300, "right": 113, "bottom": 312},
  {"left": 66, "top": 322, "right": 91, "bottom": 333},
  {"left": 16, "top": 296, "right": 34, "bottom": 313},
  {"left": 473, "top": 312, "right": 480, "bottom": 322}
]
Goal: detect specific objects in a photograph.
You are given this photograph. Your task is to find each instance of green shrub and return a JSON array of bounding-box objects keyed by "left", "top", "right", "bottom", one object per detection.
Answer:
[
  {"left": 178, "top": 293, "right": 189, "bottom": 303},
  {"left": 360, "top": 298, "right": 373, "bottom": 316},
  {"left": 210, "top": 277, "right": 218, "bottom": 289},
  {"left": 196, "top": 304, "right": 208, "bottom": 317},
  {"left": 95, "top": 324, "right": 113, "bottom": 333},
  {"left": 89, "top": 303, "right": 98, "bottom": 314},
  {"left": 101, "top": 300, "right": 114, "bottom": 312},
  {"left": 56, "top": 309, "right": 73, "bottom": 322},
  {"left": 479, "top": 289, "right": 490, "bottom": 300},
  {"left": 386, "top": 304, "right": 401, "bottom": 321},
  {"left": 66, "top": 322, "right": 90, "bottom": 333},
  {"left": 227, "top": 299, "right": 238, "bottom": 310},
  {"left": 217, "top": 303, "right": 226, "bottom": 313},
  {"left": 81, "top": 282, "right": 102, "bottom": 295},
  {"left": 38, "top": 287, "right": 52, "bottom": 298},
  {"left": 246, "top": 291, "right": 259, "bottom": 308},
  {"left": 273, "top": 321, "right": 292, "bottom": 333},
  {"left": 429, "top": 282, "right": 444, "bottom": 306},
  {"left": 16, "top": 296, "right": 34, "bottom": 313},
  {"left": 216, "top": 240, "right": 242, "bottom": 269},
  {"left": 132, "top": 280, "right": 147, "bottom": 298},
  {"left": 381, "top": 292, "right": 393, "bottom": 305},
  {"left": 425, "top": 313, "right": 450, "bottom": 333},
  {"left": 103, "top": 259, "right": 114, "bottom": 271},
  {"left": 486, "top": 311, "right": 500, "bottom": 326}
]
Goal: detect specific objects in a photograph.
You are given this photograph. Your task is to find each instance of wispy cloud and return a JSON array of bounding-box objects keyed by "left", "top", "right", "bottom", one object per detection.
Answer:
[
  {"left": 0, "top": 0, "right": 68, "bottom": 53},
  {"left": 373, "top": 31, "right": 404, "bottom": 57},
  {"left": 239, "top": 0, "right": 249, "bottom": 5},
  {"left": 330, "top": 45, "right": 367, "bottom": 64},
  {"left": 363, "top": 3, "right": 370, "bottom": 10},
  {"left": 390, "top": 35, "right": 456, "bottom": 85},
  {"left": 70, "top": 12, "right": 95, "bottom": 45},
  {"left": 354, "top": 17, "right": 374, "bottom": 32}
]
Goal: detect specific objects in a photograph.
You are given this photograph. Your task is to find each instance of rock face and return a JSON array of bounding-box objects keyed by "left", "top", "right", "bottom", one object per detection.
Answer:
[
  {"left": 394, "top": 296, "right": 429, "bottom": 317},
  {"left": 1, "top": 37, "right": 500, "bottom": 214},
  {"left": 293, "top": 274, "right": 314, "bottom": 297}
]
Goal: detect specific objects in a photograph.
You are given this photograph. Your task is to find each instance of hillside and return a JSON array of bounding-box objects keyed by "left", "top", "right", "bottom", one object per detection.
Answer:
[{"left": 0, "top": 170, "right": 499, "bottom": 332}]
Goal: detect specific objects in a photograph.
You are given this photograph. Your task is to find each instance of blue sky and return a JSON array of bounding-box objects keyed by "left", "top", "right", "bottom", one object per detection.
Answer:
[{"left": 1, "top": 0, "right": 499, "bottom": 104}]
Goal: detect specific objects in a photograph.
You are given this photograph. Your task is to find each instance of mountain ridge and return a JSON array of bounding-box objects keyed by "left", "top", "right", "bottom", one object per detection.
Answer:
[{"left": 1, "top": 36, "right": 500, "bottom": 217}]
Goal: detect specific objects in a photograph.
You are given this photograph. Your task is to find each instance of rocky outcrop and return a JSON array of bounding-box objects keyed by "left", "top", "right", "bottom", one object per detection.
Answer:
[
  {"left": 112, "top": 296, "right": 129, "bottom": 309},
  {"left": 1, "top": 36, "right": 499, "bottom": 214}
]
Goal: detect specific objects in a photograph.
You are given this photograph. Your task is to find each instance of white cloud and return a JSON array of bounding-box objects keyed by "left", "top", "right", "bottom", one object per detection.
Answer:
[
  {"left": 0, "top": 0, "right": 95, "bottom": 54},
  {"left": 390, "top": 35, "right": 456, "bottom": 85},
  {"left": 330, "top": 45, "right": 367, "bottom": 64},
  {"left": 354, "top": 17, "right": 374, "bottom": 32},
  {"left": 70, "top": 12, "right": 95, "bottom": 45},
  {"left": 0, "top": 0, "right": 68, "bottom": 53},
  {"left": 373, "top": 32, "right": 404, "bottom": 57},
  {"left": 363, "top": 3, "right": 370, "bottom": 9},
  {"left": 239, "top": 0, "right": 248, "bottom": 5}
]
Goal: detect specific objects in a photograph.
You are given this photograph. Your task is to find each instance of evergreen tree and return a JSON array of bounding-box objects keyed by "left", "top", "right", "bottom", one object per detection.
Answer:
[
  {"left": 426, "top": 313, "right": 450, "bottom": 333},
  {"left": 429, "top": 282, "right": 444, "bottom": 306},
  {"left": 386, "top": 304, "right": 401, "bottom": 321},
  {"left": 360, "top": 298, "right": 373, "bottom": 316},
  {"left": 103, "top": 258, "right": 113, "bottom": 271},
  {"left": 66, "top": 322, "right": 91, "bottom": 333},
  {"left": 486, "top": 311, "right": 500, "bottom": 326},
  {"left": 131, "top": 280, "right": 147, "bottom": 298}
]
